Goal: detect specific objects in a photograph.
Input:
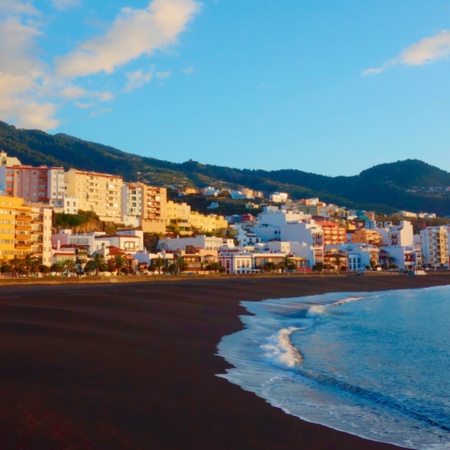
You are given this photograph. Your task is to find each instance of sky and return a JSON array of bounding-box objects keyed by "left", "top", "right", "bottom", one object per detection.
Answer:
[{"left": 2, "top": 0, "right": 450, "bottom": 177}]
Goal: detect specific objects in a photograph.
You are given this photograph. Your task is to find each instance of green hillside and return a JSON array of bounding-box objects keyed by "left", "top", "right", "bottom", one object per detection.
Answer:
[{"left": 1, "top": 121, "right": 450, "bottom": 216}]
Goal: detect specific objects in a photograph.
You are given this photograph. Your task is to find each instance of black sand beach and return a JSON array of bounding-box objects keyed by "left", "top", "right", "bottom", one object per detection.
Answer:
[{"left": 1, "top": 273, "right": 449, "bottom": 449}]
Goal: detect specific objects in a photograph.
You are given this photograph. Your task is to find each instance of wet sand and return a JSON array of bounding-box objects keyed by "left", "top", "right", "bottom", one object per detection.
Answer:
[{"left": 0, "top": 273, "right": 449, "bottom": 449}]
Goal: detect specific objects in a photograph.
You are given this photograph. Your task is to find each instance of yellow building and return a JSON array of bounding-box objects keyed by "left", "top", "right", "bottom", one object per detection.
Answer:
[
  {"left": 0, "top": 196, "right": 31, "bottom": 260},
  {"left": 166, "top": 200, "right": 228, "bottom": 235},
  {"left": 0, "top": 197, "right": 53, "bottom": 265},
  {"left": 189, "top": 211, "right": 228, "bottom": 233},
  {"left": 65, "top": 169, "right": 123, "bottom": 223}
]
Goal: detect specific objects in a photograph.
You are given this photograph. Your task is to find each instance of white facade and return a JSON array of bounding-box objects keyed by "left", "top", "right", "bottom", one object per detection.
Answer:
[
  {"left": 218, "top": 251, "right": 254, "bottom": 274},
  {"left": 376, "top": 221, "right": 414, "bottom": 247},
  {"left": 159, "top": 235, "right": 226, "bottom": 252},
  {"left": 121, "top": 183, "right": 143, "bottom": 227}
]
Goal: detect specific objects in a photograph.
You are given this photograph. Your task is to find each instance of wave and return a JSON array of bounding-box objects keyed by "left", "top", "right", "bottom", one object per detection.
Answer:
[
  {"left": 261, "top": 327, "right": 303, "bottom": 368},
  {"left": 296, "top": 366, "right": 450, "bottom": 434},
  {"left": 331, "top": 296, "right": 364, "bottom": 307}
]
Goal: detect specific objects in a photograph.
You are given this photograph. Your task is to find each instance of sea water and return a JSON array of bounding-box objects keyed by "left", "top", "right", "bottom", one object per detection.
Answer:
[{"left": 217, "top": 285, "right": 450, "bottom": 449}]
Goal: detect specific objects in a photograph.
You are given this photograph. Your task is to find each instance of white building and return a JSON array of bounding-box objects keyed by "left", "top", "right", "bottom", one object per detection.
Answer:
[
  {"left": 218, "top": 250, "right": 254, "bottom": 274},
  {"left": 121, "top": 183, "right": 143, "bottom": 227},
  {"left": 158, "top": 235, "right": 233, "bottom": 252},
  {"left": 376, "top": 221, "right": 414, "bottom": 247}
]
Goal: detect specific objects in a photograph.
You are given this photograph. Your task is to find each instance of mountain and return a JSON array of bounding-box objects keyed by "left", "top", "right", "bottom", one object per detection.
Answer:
[{"left": 1, "top": 121, "right": 450, "bottom": 216}]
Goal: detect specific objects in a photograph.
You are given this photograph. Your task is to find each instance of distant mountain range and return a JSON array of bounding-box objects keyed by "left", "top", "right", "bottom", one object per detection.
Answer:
[{"left": 1, "top": 120, "right": 450, "bottom": 216}]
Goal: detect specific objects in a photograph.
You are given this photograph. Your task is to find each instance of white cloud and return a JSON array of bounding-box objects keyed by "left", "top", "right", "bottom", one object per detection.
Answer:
[
  {"left": 363, "top": 30, "right": 450, "bottom": 75},
  {"left": 59, "top": 85, "right": 87, "bottom": 99},
  {"left": 0, "top": 15, "right": 58, "bottom": 129},
  {"left": 0, "top": 0, "right": 39, "bottom": 16},
  {"left": 0, "top": 0, "right": 201, "bottom": 131},
  {"left": 57, "top": 0, "right": 202, "bottom": 78},
  {"left": 124, "top": 69, "right": 154, "bottom": 92},
  {"left": 400, "top": 30, "right": 450, "bottom": 66},
  {"left": 52, "top": 0, "right": 81, "bottom": 11}
]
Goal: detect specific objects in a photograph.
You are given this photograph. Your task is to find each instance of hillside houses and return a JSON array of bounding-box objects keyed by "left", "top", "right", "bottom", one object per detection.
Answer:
[{"left": 1, "top": 150, "right": 450, "bottom": 275}]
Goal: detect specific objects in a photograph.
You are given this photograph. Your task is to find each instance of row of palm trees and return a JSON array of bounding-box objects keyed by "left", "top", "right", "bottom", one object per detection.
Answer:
[{"left": 0, "top": 253, "right": 133, "bottom": 278}]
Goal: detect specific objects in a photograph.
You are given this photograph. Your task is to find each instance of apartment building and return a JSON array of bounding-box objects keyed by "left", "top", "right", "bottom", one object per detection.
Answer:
[
  {"left": 189, "top": 211, "right": 228, "bottom": 233},
  {"left": 139, "top": 183, "right": 167, "bottom": 234},
  {"left": 30, "top": 205, "right": 53, "bottom": 266},
  {"left": 420, "top": 226, "right": 449, "bottom": 269},
  {"left": 65, "top": 169, "right": 123, "bottom": 223},
  {"left": 0, "top": 165, "right": 51, "bottom": 202},
  {"left": 0, "top": 196, "right": 52, "bottom": 263},
  {"left": 351, "top": 228, "right": 383, "bottom": 246},
  {"left": 121, "top": 183, "right": 143, "bottom": 228},
  {"left": 318, "top": 221, "right": 347, "bottom": 245}
]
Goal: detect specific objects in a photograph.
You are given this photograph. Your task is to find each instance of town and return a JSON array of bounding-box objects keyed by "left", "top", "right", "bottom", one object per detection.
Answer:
[{"left": 0, "top": 150, "right": 448, "bottom": 277}]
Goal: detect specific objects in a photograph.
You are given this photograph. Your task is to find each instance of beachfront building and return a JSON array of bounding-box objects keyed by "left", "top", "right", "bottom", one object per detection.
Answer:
[
  {"left": 219, "top": 250, "right": 254, "bottom": 274},
  {"left": 65, "top": 169, "right": 123, "bottom": 223},
  {"left": 30, "top": 204, "right": 53, "bottom": 267},
  {"left": 326, "top": 243, "right": 379, "bottom": 271},
  {"left": 376, "top": 221, "right": 414, "bottom": 247},
  {"left": 420, "top": 226, "right": 449, "bottom": 269},
  {"left": 379, "top": 245, "right": 417, "bottom": 270},
  {"left": 0, "top": 196, "right": 52, "bottom": 264}
]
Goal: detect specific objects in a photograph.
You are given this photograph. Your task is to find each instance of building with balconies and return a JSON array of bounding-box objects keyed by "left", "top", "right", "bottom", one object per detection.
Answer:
[
  {"left": 65, "top": 169, "right": 123, "bottom": 223},
  {"left": 420, "top": 226, "right": 449, "bottom": 269}
]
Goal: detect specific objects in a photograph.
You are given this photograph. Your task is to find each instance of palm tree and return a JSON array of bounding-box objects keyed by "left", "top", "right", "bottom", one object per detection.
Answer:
[
  {"left": 112, "top": 254, "right": 127, "bottom": 275},
  {"left": 85, "top": 253, "right": 107, "bottom": 276},
  {"left": 22, "top": 254, "right": 40, "bottom": 276},
  {"left": 279, "top": 255, "right": 295, "bottom": 273},
  {"left": 63, "top": 259, "right": 76, "bottom": 276}
]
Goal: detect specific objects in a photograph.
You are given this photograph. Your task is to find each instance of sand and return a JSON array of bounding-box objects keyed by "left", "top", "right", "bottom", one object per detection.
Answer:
[{"left": 0, "top": 273, "right": 449, "bottom": 449}]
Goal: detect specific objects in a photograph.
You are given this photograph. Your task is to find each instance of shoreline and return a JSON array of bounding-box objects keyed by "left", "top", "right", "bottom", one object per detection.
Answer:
[{"left": 1, "top": 274, "right": 449, "bottom": 449}]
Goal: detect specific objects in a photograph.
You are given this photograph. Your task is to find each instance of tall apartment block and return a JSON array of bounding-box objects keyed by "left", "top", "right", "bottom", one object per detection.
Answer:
[
  {"left": 420, "top": 226, "right": 449, "bottom": 269},
  {"left": 0, "top": 196, "right": 52, "bottom": 263},
  {"left": 65, "top": 169, "right": 123, "bottom": 223},
  {"left": 139, "top": 183, "right": 167, "bottom": 234}
]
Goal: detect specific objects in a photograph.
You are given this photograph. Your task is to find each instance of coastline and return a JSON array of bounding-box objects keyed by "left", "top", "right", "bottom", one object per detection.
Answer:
[{"left": 0, "top": 274, "right": 449, "bottom": 449}]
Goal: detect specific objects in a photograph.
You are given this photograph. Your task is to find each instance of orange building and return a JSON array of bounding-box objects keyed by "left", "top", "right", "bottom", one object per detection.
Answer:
[{"left": 319, "top": 221, "right": 347, "bottom": 245}]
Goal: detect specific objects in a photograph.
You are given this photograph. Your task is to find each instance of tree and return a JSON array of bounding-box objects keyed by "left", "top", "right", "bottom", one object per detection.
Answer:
[
  {"left": 111, "top": 254, "right": 127, "bottom": 275},
  {"left": 85, "top": 253, "right": 107, "bottom": 276},
  {"left": 21, "top": 254, "right": 40, "bottom": 276},
  {"left": 152, "top": 256, "right": 165, "bottom": 275},
  {"left": 278, "top": 255, "right": 295, "bottom": 273},
  {"left": 62, "top": 259, "right": 76, "bottom": 276},
  {"left": 205, "top": 262, "right": 222, "bottom": 273}
]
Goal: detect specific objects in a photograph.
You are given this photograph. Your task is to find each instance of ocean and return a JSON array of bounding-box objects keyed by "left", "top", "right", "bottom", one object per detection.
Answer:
[{"left": 217, "top": 285, "right": 450, "bottom": 449}]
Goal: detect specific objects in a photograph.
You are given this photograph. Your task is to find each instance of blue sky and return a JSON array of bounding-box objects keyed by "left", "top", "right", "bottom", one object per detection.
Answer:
[{"left": 2, "top": 0, "right": 450, "bottom": 176}]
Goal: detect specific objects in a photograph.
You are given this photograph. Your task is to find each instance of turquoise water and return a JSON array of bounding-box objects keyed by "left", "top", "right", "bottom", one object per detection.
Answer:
[{"left": 217, "top": 285, "right": 450, "bottom": 449}]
